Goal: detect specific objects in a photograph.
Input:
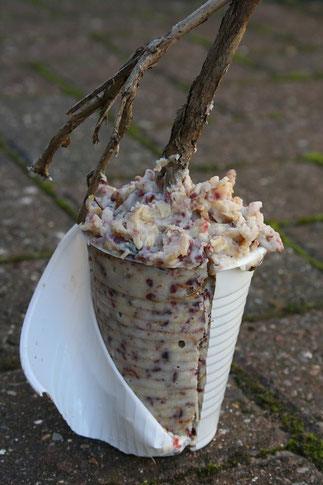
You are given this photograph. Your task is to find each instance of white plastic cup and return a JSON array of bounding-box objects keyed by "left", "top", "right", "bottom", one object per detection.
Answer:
[
  {"left": 88, "top": 242, "right": 263, "bottom": 451},
  {"left": 20, "top": 226, "right": 265, "bottom": 456}
]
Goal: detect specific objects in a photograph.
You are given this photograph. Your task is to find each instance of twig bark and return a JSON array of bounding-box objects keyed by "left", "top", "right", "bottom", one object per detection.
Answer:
[
  {"left": 31, "top": 0, "right": 228, "bottom": 184},
  {"left": 31, "top": 0, "right": 260, "bottom": 225},
  {"left": 161, "top": 0, "right": 261, "bottom": 185}
]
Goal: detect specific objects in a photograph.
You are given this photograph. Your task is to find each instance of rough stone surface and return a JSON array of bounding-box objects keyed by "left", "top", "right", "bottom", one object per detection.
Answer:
[
  {"left": 209, "top": 453, "right": 323, "bottom": 485},
  {"left": 236, "top": 310, "right": 323, "bottom": 433},
  {"left": 245, "top": 248, "right": 323, "bottom": 317},
  {"left": 285, "top": 223, "right": 323, "bottom": 262},
  {"left": 194, "top": 161, "right": 323, "bottom": 221},
  {"left": 0, "top": 261, "right": 47, "bottom": 362},
  {"left": 1, "top": 0, "right": 322, "bottom": 483},
  {"left": 0, "top": 370, "right": 287, "bottom": 485},
  {"left": 0, "top": 153, "right": 72, "bottom": 258}
]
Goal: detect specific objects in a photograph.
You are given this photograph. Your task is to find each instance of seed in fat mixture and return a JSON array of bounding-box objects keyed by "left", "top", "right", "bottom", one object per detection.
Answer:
[{"left": 170, "top": 284, "right": 177, "bottom": 293}]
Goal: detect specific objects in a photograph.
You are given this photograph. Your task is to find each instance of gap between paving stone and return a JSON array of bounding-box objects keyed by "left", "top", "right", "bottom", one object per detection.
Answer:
[
  {"left": 18, "top": 62, "right": 323, "bottom": 176},
  {"left": 26, "top": 50, "right": 323, "bottom": 174},
  {"left": 1, "top": 133, "right": 322, "bottom": 284},
  {"left": 188, "top": 31, "right": 323, "bottom": 83},
  {"left": 2, "top": 0, "right": 322, "bottom": 480},
  {"left": 27, "top": 61, "right": 162, "bottom": 158},
  {"left": 230, "top": 362, "right": 323, "bottom": 471},
  {"left": 87, "top": 28, "right": 323, "bottom": 126},
  {"left": 237, "top": 310, "right": 323, "bottom": 430},
  {"left": 270, "top": 222, "right": 323, "bottom": 271},
  {"left": 0, "top": 135, "right": 78, "bottom": 221},
  {"left": 0, "top": 369, "right": 292, "bottom": 484}
]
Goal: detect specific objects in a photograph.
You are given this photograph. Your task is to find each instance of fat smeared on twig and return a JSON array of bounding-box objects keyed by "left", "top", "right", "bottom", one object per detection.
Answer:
[{"left": 30, "top": 0, "right": 260, "bottom": 224}]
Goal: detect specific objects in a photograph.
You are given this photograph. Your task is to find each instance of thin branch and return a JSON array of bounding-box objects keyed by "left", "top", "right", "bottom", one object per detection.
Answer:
[
  {"left": 31, "top": 0, "right": 229, "bottom": 182},
  {"left": 161, "top": 0, "right": 261, "bottom": 186}
]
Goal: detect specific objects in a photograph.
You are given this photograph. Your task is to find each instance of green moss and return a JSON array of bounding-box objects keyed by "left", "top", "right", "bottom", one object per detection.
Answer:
[
  {"left": 196, "top": 463, "right": 221, "bottom": 476},
  {"left": 266, "top": 220, "right": 323, "bottom": 271},
  {"left": 301, "top": 151, "right": 323, "bottom": 166},
  {"left": 273, "top": 70, "right": 311, "bottom": 82},
  {"left": 127, "top": 124, "right": 162, "bottom": 157},
  {"left": 233, "top": 52, "right": 258, "bottom": 69},
  {"left": 295, "top": 214, "right": 323, "bottom": 225},
  {"left": 89, "top": 32, "right": 127, "bottom": 59},
  {"left": 259, "top": 445, "right": 284, "bottom": 457},
  {"left": 279, "top": 230, "right": 323, "bottom": 271},
  {"left": 231, "top": 362, "right": 323, "bottom": 470},
  {"left": 231, "top": 363, "right": 283, "bottom": 414},
  {"left": 29, "top": 62, "right": 162, "bottom": 157},
  {"left": 286, "top": 434, "right": 323, "bottom": 471},
  {"left": 283, "top": 415, "right": 323, "bottom": 470},
  {"left": 243, "top": 301, "right": 322, "bottom": 323},
  {"left": 189, "top": 34, "right": 259, "bottom": 72},
  {"left": 0, "top": 136, "right": 78, "bottom": 221},
  {"left": 0, "top": 355, "right": 20, "bottom": 372},
  {"left": 189, "top": 33, "right": 212, "bottom": 49},
  {"left": 267, "top": 111, "right": 285, "bottom": 120},
  {"left": 28, "top": 61, "right": 84, "bottom": 98}
]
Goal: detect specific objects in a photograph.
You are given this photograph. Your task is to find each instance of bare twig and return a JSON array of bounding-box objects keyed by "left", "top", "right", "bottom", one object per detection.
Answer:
[
  {"left": 31, "top": 0, "right": 229, "bottom": 184},
  {"left": 32, "top": 0, "right": 260, "bottom": 225},
  {"left": 161, "top": 0, "right": 261, "bottom": 186}
]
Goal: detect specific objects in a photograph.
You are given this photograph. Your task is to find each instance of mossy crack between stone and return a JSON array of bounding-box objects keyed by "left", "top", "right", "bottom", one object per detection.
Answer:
[
  {"left": 28, "top": 61, "right": 162, "bottom": 157},
  {"left": 268, "top": 221, "right": 323, "bottom": 271},
  {"left": 243, "top": 301, "right": 323, "bottom": 323},
  {"left": 231, "top": 362, "right": 323, "bottom": 470},
  {"left": 0, "top": 136, "right": 78, "bottom": 221}
]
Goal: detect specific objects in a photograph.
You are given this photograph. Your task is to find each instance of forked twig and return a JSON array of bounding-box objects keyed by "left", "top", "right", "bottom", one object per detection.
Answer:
[
  {"left": 31, "top": 0, "right": 260, "bottom": 224},
  {"left": 31, "top": 0, "right": 229, "bottom": 182},
  {"left": 162, "top": 0, "right": 260, "bottom": 185}
]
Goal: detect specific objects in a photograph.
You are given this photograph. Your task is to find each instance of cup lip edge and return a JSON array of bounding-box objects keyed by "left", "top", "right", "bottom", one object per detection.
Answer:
[{"left": 83, "top": 230, "right": 267, "bottom": 273}]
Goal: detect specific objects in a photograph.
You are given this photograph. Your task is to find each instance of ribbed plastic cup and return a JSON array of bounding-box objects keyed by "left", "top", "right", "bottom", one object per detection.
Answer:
[
  {"left": 88, "top": 243, "right": 263, "bottom": 451},
  {"left": 192, "top": 265, "right": 254, "bottom": 450}
]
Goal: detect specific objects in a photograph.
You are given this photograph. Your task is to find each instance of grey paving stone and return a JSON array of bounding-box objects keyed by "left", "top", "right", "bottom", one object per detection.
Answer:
[
  {"left": 285, "top": 223, "right": 323, "bottom": 262},
  {"left": 245, "top": 248, "right": 323, "bottom": 317},
  {"left": 249, "top": 1, "right": 323, "bottom": 47},
  {"left": 0, "top": 153, "right": 72, "bottom": 258},
  {"left": 0, "top": 370, "right": 288, "bottom": 485},
  {"left": 210, "top": 452, "right": 323, "bottom": 485},
  {"left": 0, "top": 96, "right": 156, "bottom": 209},
  {"left": 0, "top": 0, "right": 121, "bottom": 97},
  {"left": 193, "top": 161, "right": 323, "bottom": 221},
  {"left": 0, "top": 260, "right": 47, "bottom": 362},
  {"left": 236, "top": 310, "right": 323, "bottom": 432}
]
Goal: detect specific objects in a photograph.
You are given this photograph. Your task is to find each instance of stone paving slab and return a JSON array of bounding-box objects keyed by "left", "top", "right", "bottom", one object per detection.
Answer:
[
  {"left": 0, "top": 96, "right": 155, "bottom": 209},
  {"left": 194, "top": 161, "right": 323, "bottom": 221},
  {"left": 0, "top": 0, "right": 121, "bottom": 94},
  {"left": 244, "top": 248, "right": 323, "bottom": 317},
  {"left": 285, "top": 223, "right": 323, "bottom": 262},
  {"left": 1, "top": 1, "right": 323, "bottom": 483},
  {"left": 0, "top": 153, "right": 72, "bottom": 258},
  {"left": 2, "top": 1, "right": 323, "bottom": 183},
  {"left": 193, "top": 114, "right": 323, "bottom": 169},
  {"left": 208, "top": 452, "right": 323, "bottom": 485},
  {"left": 0, "top": 370, "right": 288, "bottom": 485},
  {"left": 236, "top": 309, "right": 323, "bottom": 433},
  {"left": 2, "top": 94, "right": 323, "bottom": 224},
  {"left": 0, "top": 260, "right": 47, "bottom": 363}
]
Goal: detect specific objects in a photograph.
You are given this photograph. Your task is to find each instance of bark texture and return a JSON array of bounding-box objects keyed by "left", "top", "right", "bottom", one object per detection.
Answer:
[{"left": 161, "top": 0, "right": 261, "bottom": 186}]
